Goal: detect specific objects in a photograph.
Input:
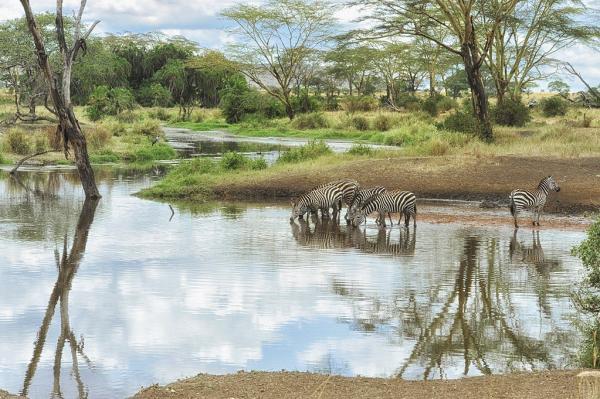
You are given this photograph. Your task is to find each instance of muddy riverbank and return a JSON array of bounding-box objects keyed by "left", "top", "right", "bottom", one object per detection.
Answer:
[
  {"left": 133, "top": 370, "right": 584, "bottom": 399},
  {"left": 210, "top": 155, "right": 600, "bottom": 214}
]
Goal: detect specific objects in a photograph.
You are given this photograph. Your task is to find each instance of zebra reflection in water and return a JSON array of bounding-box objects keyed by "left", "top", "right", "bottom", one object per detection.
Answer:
[
  {"left": 290, "top": 219, "right": 416, "bottom": 256},
  {"left": 509, "top": 229, "right": 560, "bottom": 275}
]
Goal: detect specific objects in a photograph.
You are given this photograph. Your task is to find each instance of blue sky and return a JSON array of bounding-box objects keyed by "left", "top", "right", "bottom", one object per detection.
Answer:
[{"left": 1, "top": 0, "right": 597, "bottom": 91}]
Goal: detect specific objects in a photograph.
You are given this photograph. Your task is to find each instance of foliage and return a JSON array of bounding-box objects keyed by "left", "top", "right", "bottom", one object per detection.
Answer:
[
  {"left": 277, "top": 140, "right": 332, "bottom": 163},
  {"left": 292, "top": 113, "right": 329, "bottom": 130},
  {"left": 548, "top": 80, "right": 570, "bottom": 96},
  {"left": 347, "top": 143, "right": 374, "bottom": 155},
  {"left": 136, "top": 83, "right": 173, "bottom": 107},
  {"left": 89, "top": 149, "right": 120, "bottom": 163},
  {"left": 292, "top": 91, "right": 323, "bottom": 114},
  {"left": 436, "top": 96, "right": 458, "bottom": 112},
  {"left": 84, "top": 126, "right": 112, "bottom": 150},
  {"left": 219, "top": 76, "right": 285, "bottom": 123},
  {"left": 2, "top": 128, "right": 32, "bottom": 155},
  {"left": 132, "top": 119, "right": 162, "bottom": 138},
  {"left": 421, "top": 96, "right": 439, "bottom": 117},
  {"left": 373, "top": 114, "right": 392, "bottom": 131},
  {"left": 492, "top": 99, "right": 531, "bottom": 127},
  {"left": 438, "top": 111, "right": 480, "bottom": 135},
  {"left": 220, "top": 152, "right": 267, "bottom": 170},
  {"left": 86, "top": 86, "right": 135, "bottom": 120},
  {"left": 341, "top": 96, "right": 378, "bottom": 113},
  {"left": 130, "top": 142, "right": 176, "bottom": 162},
  {"left": 572, "top": 218, "right": 600, "bottom": 368},
  {"left": 351, "top": 115, "right": 370, "bottom": 131},
  {"left": 541, "top": 96, "right": 568, "bottom": 117},
  {"left": 148, "top": 108, "right": 172, "bottom": 121}
]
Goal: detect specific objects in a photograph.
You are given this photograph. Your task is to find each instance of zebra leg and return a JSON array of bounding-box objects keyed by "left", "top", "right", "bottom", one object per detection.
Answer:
[
  {"left": 536, "top": 207, "right": 543, "bottom": 226},
  {"left": 388, "top": 213, "right": 393, "bottom": 227},
  {"left": 404, "top": 211, "right": 410, "bottom": 228},
  {"left": 413, "top": 205, "right": 417, "bottom": 228}
]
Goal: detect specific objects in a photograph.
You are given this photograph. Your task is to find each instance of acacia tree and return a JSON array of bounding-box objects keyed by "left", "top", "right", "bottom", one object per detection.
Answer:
[
  {"left": 485, "top": 0, "right": 599, "bottom": 104},
  {"left": 19, "top": 0, "right": 100, "bottom": 199},
  {"left": 325, "top": 42, "right": 377, "bottom": 96},
  {"left": 222, "top": 0, "right": 334, "bottom": 120},
  {"left": 357, "top": 0, "right": 519, "bottom": 141}
]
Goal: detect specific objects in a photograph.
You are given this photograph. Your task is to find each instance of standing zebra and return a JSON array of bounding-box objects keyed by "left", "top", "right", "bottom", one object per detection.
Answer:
[
  {"left": 346, "top": 186, "right": 386, "bottom": 222},
  {"left": 290, "top": 185, "right": 343, "bottom": 222},
  {"left": 509, "top": 176, "right": 560, "bottom": 228},
  {"left": 351, "top": 190, "right": 417, "bottom": 228},
  {"left": 313, "top": 179, "right": 360, "bottom": 220}
]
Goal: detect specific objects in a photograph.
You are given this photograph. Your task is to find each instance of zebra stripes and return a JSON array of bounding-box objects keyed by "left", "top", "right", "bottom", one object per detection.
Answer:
[
  {"left": 290, "top": 184, "right": 343, "bottom": 221},
  {"left": 346, "top": 186, "right": 386, "bottom": 222},
  {"left": 351, "top": 190, "right": 417, "bottom": 228},
  {"left": 315, "top": 179, "right": 360, "bottom": 213},
  {"left": 509, "top": 176, "right": 560, "bottom": 228}
]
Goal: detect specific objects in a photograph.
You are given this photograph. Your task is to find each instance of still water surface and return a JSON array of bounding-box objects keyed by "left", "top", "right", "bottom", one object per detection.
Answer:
[{"left": 0, "top": 168, "right": 585, "bottom": 398}]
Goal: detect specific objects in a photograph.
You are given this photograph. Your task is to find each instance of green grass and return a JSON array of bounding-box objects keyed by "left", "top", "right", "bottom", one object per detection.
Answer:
[{"left": 171, "top": 120, "right": 232, "bottom": 131}]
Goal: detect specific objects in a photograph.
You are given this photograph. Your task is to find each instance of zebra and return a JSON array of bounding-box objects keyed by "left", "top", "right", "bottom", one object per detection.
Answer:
[
  {"left": 290, "top": 185, "right": 343, "bottom": 222},
  {"left": 351, "top": 190, "right": 417, "bottom": 228},
  {"left": 351, "top": 227, "right": 416, "bottom": 257},
  {"left": 509, "top": 176, "right": 560, "bottom": 228},
  {"left": 346, "top": 186, "right": 386, "bottom": 222},
  {"left": 313, "top": 179, "right": 360, "bottom": 220}
]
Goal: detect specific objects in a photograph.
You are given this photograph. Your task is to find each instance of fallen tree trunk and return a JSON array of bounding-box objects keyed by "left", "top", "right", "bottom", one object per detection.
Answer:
[{"left": 10, "top": 150, "right": 60, "bottom": 174}]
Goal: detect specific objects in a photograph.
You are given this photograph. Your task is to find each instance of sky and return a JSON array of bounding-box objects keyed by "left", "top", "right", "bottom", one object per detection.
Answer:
[{"left": 0, "top": 0, "right": 598, "bottom": 91}]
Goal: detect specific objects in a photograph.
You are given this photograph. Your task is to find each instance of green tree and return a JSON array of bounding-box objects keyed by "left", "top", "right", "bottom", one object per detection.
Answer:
[
  {"left": 357, "top": 0, "right": 520, "bottom": 141},
  {"left": 548, "top": 80, "right": 570, "bottom": 96},
  {"left": 222, "top": 0, "right": 334, "bottom": 120}
]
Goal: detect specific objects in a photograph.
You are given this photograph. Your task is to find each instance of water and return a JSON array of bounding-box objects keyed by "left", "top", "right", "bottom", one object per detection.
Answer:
[{"left": 0, "top": 168, "right": 586, "bottom": 399}]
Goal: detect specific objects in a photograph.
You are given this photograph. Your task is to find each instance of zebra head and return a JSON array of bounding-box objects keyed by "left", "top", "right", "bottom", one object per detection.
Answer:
[
  {"left": 540, "top": 176, "right": 560, "bottom": 193},
  {"left": 351, "top": 211, "right": 367, "bottom": 227},
  {"left": 290, "top": 198, "right": 308, "bottom": 221}
]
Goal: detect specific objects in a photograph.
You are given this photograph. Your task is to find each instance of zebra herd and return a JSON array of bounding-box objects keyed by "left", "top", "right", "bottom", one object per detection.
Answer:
[
  {"left": 290, "top": 175, "right": 561, "bottom": 229},
  {"left": 290, "top": 178, "right": 417, "bottom": 228}
]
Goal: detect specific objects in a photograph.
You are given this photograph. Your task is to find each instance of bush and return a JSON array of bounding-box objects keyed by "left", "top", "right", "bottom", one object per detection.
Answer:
[
  {"left": 115, "top": 110, "right": 137, "bottom": 123},
  {"left": 373, "top": 114, "right": 392, "bottom": 131},
  {"left": 86, "top": 86, "right": 135, "bottom": 120},
  {"left": 341, "top": 96, "right": 378, "bottom": 113},
  {"left": 277, "top": 140, "right": 332, "bottom": 163},
  {"left": 220, "top": 152, "right": 247, "bottom": 170},
  {"left": 347, "top": 143, "right": 374, "bottom": 156},
  {"left": 219, "top": 76, "right": 286, "bottom": 123},
  {"left": 436, "top": 96, "right": 458, "bottom": 112},
  {"left": 248, "top": 157, "right": 268, "bottom": 170},
  {"left": 132, "top": 119, "right": 162, "bottom": 138},
  {"left": 131, "top": 143, "right": 176, "bottom": 162},
  {"left": 136, "top": 83, "right": 172, "bottom": 107},
  {"left": 101, "top": 120, "right": 127, "bottom": 137},
  {"left": 437, "top": 111, "right": 480, "bottom": 135},
  {"left": 292, "top": 91, "right": 323, "bottom": 114},
  {"left": 3, "top": 129, "right": 32, "bottom": 155},
  {"left": 422, "top": 96, "right": 439, "bottom": 117},
  {"left": 90, "top": 149, "right": 120, "bottom": 163},
  {"left": 351, "top": 115, "right": 370, "bottom": 131},
  {"left": 541, "top": 96, "right": 568, "bottom": 117},
  {"left": 492, "top": 99, "right": 531, "bottom": 127},
  {"left": 34, "top": 135, "right": 48, "bottom": 152},
  {"left": 84, "top": 126, "right": 112, "bottom": 150},
  {"left": 148, "top": 108, "right": 171, "bottom": 121},
  {"left": 292, "top": 113, "right": 329, "bottom": 130},
  {"left": 191, "top": 110, "right": 205, "bottom": 123}
]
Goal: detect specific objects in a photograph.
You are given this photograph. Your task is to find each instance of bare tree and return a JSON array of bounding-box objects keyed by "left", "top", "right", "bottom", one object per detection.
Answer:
[{"left": 19, "top": 0, "right": 101, "bottom": 199}]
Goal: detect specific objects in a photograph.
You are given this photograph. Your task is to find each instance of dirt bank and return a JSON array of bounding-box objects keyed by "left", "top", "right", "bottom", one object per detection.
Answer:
[
  {"left": 213, "top": 156, "right": 600, "bottom": 214},
  {"left": 133, "top": 370, "right": 585, "bottom": 399}
]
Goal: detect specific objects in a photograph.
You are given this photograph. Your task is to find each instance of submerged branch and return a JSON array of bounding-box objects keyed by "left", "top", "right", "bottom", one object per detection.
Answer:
[{"left": 10, "top": 150, "right": 61, "bottom": 175}]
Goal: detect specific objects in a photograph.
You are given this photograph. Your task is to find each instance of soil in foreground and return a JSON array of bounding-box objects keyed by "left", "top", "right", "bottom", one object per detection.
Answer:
[
  {"left": 133, "top": 370, "right": 583, "bottom": 399},
  {"left": 213, "top": 156, "right": 600, "bottom": 214}
]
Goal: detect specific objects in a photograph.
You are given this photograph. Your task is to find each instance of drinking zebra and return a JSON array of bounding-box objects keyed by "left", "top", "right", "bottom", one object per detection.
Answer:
[
  {"left": 310, "top": 179, "right": 360, "bottom": 220},
  {"left": 290, "top": 185, "right": 343, "bottom": 222},
  {"left": 351, "top": 190, "right": 417, "bottom": 228},
  {"left": 509, "top": 176, "right": 560, "bottom": 228},
  {"left": 346, "top": 186, "right": 387, "bottom": 222}
]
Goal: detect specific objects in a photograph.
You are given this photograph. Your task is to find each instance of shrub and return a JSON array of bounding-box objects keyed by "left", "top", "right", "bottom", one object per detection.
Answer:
[
  {"left": 34, "top": 135, "right": 48, "bottom": 152},
  {"left": 220, "top": 151, "right": 248, "bottom": 170},
  {"left": 86, "top": 86, "right": 135, "bottom": 120},
  {"left": 572, "top": 218, "right": 600, "bottom": 368},
  {"left": 541, "top": 96, "right": 568, "bottom": 117},
  {"left": 148, "top": 108, "right": 171, "bottom": 121},
  {"left": 132, "top": 119, "right": 162, "bottom": 138},
  {"left": 373, "top": 114, "right": 392, "bottom": 131},
  {"left": 136, "top": 83, "right": 172, "bottom": 107},
  {"left": 191, "top": 110, "right": 205, "bottom": 123},
  {"left": 436, "top": 96, "right": 458, "bottom": 112},
  {"left": 101, "top": 120, "right": 128, "bottom": 137},
  {"left": 393, "top": 93, "right": 422, "bottom": 111},
  {"left": 422, "top": 96, "right": 439, "bottom": 117},
  {"left": 351, "top": 115, "right": 370, "bottom": 131},
  {"left": 90, "top": 149, "right": 120, "bottom": 163},
  {"left": 438, "top": 111, "right": 480, "bottom": 135},
  {"left": 248, "top": 157, "right": 268, "bottom": 170},
  {"left": 131, "top": 143, "right": 176, "bottom": 162},
  {"left": 347, "top": 143, "right": 374, "bottom": 156},
  {"left": 341, "top": 96, "right": 378, "bottom": 113},
  {"left": 277, "top": 140, "right": 332, "bottom": 163},
  {"left": 292, "top": 91, "right": 323, "bottom": 114},
  {"left": 292, "top": 113, "right": 329, "bottom": 130},
  {"left": 84, "top": 126, "right": 112, "bottom": 150},
  {"left": 219, "top": 76, "right": 286, "bottom": 123},
  {"left": 3, "top": 128, "right": 32, "bottom": 155},
  {"left": 492, "top": 98, "right": 531, "bottom": 127},
  {"left": 115, "top": 110, "right": 137, "bottom": 123}
]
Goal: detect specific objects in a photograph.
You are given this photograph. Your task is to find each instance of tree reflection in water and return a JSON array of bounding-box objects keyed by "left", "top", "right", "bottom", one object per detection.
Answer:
[
  {"left": 21, "top": 199, "right": 98, "bottom": 399},
  {"left": 325, "top": 229, "right": 573, "bottom": 380}
]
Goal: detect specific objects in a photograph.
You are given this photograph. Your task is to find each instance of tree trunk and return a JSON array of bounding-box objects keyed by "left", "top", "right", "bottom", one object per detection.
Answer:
[
  {"left": 20, "top": 0, "right": 101, "bottom": 199},
  {"left": 429, "top": 69, "right": 436, "bottom": 97},
  {"left": 461, "top": 45, "right": 493, "bottom": 141}
]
